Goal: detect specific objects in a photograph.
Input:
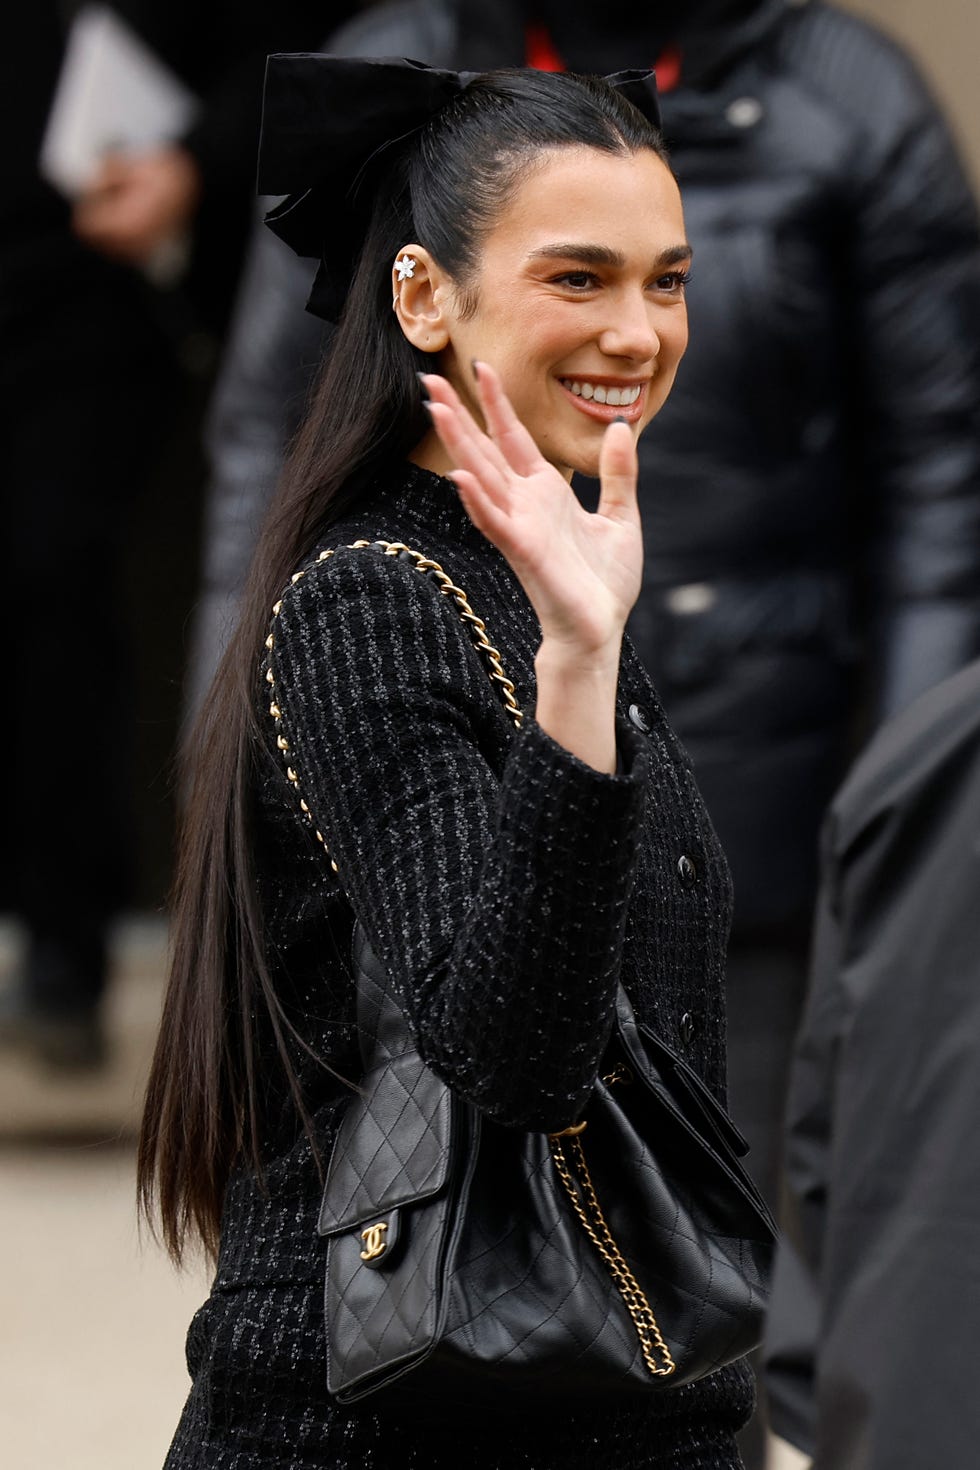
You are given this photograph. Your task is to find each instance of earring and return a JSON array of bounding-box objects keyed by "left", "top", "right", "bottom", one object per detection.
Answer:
[{"left": 395, "top": 253, "right": 417, "bottom": 281}]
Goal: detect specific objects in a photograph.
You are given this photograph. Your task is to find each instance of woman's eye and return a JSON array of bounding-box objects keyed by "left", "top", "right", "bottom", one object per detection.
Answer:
[
  {"left": 554, "top": 271, "right": 599, "bottom": 290},
  {"left": 653, "top": 270, "right": 692, "bottom": 293}
]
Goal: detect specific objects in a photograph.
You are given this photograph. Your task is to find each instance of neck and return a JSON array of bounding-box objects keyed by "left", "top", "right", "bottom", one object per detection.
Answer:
[{"left": 408, "top": 427, "right": 458, "bottom": 479}]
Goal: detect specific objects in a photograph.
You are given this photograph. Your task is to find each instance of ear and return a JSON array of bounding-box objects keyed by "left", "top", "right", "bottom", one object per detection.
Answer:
[{"left": 391, "top": 245, "right": 452, "bottom": 353}]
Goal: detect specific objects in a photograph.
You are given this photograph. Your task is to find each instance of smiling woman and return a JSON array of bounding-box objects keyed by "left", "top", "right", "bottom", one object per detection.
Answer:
[
  {"left": 394, "top": 148, "right": 691, "bottom": 472},
  {"left": 139, "top": 58, "right": 764, "bottom": 1470}
]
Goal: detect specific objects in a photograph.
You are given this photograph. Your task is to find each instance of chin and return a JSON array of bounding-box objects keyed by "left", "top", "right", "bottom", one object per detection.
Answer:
[
  {"left": 570, "top": 453, "right": 602, "bottom": 479},
  {"left": 541, "top": 432, "right": 601, "bottom": 480}
]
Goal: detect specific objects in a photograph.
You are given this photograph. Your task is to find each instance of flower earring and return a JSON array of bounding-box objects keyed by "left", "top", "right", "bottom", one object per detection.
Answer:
[{"left": 395, "top": 253, "right": 417, "bottom": 281}]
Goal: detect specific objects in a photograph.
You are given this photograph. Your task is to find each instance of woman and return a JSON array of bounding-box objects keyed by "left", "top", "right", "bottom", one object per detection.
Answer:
[{"left": 140, "top": 58, "right": 755, "bottom": 1468}]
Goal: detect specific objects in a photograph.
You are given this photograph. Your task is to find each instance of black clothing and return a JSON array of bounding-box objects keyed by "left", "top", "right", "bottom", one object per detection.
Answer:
[
  {"left": 0, "top": 1, "right": 325, "bottom": 1005},
  {"left": 769, "top": 657, "right": 980, "bottom": 1466},
  {"left": 167, "top": 462, "right": 753, "bottom": 1467},
  {"left": 634, "top": 0, "right": 980, "bottom": 931},
  {"left": 0, "top": 5, "right": 175, "bottom": 1007},
  {"left": 723, "top": 940, "right": 808, "bottom": 1468},
  {"left": 0, "top": 173, "right": 177, "bottom": 963}
]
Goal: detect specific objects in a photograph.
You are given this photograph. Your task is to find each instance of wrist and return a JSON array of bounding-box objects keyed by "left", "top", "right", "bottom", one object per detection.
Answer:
[
  {"left": 535, "top": 633, "right": 623, "bottom": 683},
  {"left": 533, "top": 638, "right": 620, "bottom": 775}
]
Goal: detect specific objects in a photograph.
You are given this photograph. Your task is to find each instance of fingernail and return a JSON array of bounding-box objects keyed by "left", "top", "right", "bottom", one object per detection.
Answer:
[
  {"left": 471, "top": 359, "right": 481, "bottom": 380},
  {"left": 415, "top": 371, "right": 429, "bottom": 400},
  {"left": 613, "top": 415, "right": 627, "bottom": 424}
]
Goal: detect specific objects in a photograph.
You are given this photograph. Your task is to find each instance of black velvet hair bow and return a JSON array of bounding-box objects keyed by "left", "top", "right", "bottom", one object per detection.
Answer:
[{"left": 257, "top": 53, "right": 662, "bottom": 322}]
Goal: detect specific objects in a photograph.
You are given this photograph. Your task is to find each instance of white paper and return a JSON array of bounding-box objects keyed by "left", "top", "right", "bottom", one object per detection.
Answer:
[{"left": 40, "top": 4, "right": 199, "bottom": 197}]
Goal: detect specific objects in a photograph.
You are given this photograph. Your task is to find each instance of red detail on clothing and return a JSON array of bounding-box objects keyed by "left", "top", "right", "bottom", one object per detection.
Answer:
[
  {"left": 524, "top": 26, "right": 684, "bottom": 94},
  {"left": 525, "top": 23, "right": 566, "bottom": 73},
  {"left": 653, "top": 47, "right": 682, "bottom": 94}
]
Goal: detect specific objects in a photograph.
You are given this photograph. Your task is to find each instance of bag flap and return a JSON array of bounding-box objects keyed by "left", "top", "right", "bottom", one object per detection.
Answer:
[
  {"left": 614, "top": 987, "right": 776, "bottom": 1236},
  {"left": 318, "top": 1048, "right": 453, "bottom": 1236},
  {"left": 639, "top": 1023, "right": 752, "bottom": 1159},
  {"left": 614, "top": 985, "right": 748, "bottom": 1156}
]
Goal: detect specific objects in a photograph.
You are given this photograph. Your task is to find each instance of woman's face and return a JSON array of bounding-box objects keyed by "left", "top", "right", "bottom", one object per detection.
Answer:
[{"left": 433, "top": 146, "right": 690, "bottom": 479}]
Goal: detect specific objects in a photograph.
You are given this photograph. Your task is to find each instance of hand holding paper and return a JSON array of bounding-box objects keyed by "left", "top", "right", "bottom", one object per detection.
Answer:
[{"left": 72, "top": 145, "right": 201, "bottom": 266}]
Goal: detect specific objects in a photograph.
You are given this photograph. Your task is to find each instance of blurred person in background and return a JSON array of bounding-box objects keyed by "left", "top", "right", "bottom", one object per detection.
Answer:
[
  {"left": 0, "top": 1, "right": 325, "bottom": 1071},
  {"left": 192, "top": 2, "right": 980, "bottom": 1455},
  {"left": 69, "top": 0, "right": 337, "bottom": 334},
  {"left": 771, "top": 656, "right": 980, "bottom": 1468}
]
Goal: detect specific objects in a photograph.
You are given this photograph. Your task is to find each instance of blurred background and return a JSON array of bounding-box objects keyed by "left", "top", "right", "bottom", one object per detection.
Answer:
[{"left": 1, "top": 2, "right": 978, "bottom": 1467}]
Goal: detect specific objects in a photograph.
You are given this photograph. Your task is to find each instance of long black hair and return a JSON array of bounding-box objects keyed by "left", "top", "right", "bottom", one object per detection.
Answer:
[{"left": 138, "top": 68, "right": 668, "bottom": 1263}]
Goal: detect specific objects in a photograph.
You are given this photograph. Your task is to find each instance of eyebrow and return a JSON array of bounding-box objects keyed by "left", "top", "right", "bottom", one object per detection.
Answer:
[{"left": 527, "top": 242, "right": 693, "bottom": 269}]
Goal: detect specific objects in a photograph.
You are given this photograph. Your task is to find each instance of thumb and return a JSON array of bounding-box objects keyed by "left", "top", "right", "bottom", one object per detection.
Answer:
[{"left": 596, "top": 418, "right": 639, "bottom": 525}]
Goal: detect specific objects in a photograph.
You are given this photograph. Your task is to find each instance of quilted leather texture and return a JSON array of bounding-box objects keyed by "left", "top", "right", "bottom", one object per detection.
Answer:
[
  {"left": 318, "top": 929, "right": 775, "bottom": 1406},
  {"left": 317, "top": 1054, "right": 452, "bottom": 1233}
]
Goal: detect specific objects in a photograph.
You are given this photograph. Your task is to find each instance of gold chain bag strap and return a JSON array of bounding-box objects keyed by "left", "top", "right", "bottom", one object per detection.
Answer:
[{"left": 264, "top": 537, "right": 676, "bottom": 1380}]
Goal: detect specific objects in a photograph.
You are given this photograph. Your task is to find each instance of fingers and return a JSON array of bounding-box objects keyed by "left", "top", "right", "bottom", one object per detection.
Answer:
[
  {"left": 472, "top": 361, "right": 544, "bottom": 477},
  {"left": 447, "top": 469, "right": 512, "bottom": 545},
  {"left": 596, "top": 419, "right": 640, "bottom": 527},
  {"left": 420, "top": 374, "right": 511, "bottom": 478}
]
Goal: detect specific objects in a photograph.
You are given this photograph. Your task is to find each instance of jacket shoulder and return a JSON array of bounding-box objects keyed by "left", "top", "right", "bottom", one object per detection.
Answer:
[
  {"left": 829, "top": 660, "right": 980, "bottom": 855},
  {"left": 325, "top": 0, "right": 454, "bottom": 61},
  {"left": 775, "top": 1, "right": 945, "bottom": 144},
  {"left": 270, "top": 538, "right": 447, "bottom": 630}
]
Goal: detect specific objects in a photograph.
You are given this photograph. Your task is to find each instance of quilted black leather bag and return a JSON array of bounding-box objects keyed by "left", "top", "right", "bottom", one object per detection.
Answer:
[
  {"left": 317, "top": 928, "right": 775, "bottom": 1407},
  {"left": 265, "top": 540, "right": 776, "bottom": 1408}
]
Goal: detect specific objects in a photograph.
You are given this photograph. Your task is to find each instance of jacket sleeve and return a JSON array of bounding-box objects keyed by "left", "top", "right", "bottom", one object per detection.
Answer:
[
  {"left": 765, "top": 816, "right": 846, "bottom": 1459},
  {"left": 269, "top": 549, "right": 650, "bottom": 1133},
  {"left": 186, "top": 227, "right": 324, "bottom": 721},
  {"left": 846, "top": 46, "right": 980, "bottom": 717},
  {"left": 782, "top": 845, "right": 844, "bottom": 1279}
]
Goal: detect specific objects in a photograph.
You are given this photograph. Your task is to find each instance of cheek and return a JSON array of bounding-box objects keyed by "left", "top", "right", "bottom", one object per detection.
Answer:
[
  {"left": 488, "top": 298, "right": 578, "bottom": 370},
  {"left": 664, "top": 309, "right": 689, "bottom": 362}
]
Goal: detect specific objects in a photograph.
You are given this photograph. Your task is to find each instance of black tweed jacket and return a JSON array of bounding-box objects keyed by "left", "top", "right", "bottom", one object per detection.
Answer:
[{"left": 166, "top": 462, "right": 753, "bottom": 1470}]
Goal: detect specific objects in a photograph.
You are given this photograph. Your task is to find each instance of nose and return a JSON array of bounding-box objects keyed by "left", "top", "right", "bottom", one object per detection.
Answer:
[{"left": 598, "top": 288, "right": 661, "bottom": 364}]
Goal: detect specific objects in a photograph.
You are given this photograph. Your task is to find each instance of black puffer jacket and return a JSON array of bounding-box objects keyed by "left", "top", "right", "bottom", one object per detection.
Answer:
[
  {"left": 632, "top": 0, "right": 980, "bottom": 931},
  {"left": 196, "top": 0, "right": 980, "bottom": 931}
]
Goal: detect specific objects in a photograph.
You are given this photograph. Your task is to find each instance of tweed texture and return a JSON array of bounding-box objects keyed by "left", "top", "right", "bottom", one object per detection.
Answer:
[{"left": 166, "top": 463, "right": 752, "bottom": 1467}]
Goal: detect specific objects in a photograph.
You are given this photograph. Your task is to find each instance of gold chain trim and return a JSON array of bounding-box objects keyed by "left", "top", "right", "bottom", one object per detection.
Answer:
[
  {"left": 549, "top": 1131, "right": 677, "bottom": 1378},
  {"left": 263, "top": 536, "right": 672, "bottom": 1379},
  {"left": 263, "top": 540, "right": 523, "bottom": 873}
]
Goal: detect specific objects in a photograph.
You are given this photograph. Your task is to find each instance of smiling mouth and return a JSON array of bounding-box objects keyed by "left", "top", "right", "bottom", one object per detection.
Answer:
[
  {"left": 559, "top": 378, "right": 643, "bottom": 406},
  {"left": 557, "top": 376, "right": 649, "bottom": 423}
]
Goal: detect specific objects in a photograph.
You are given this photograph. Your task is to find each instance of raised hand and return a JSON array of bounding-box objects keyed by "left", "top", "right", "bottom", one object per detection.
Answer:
[
  {"left": 422, "top": 362, "right": 643, "bottom": 772},
  {"left": 421, "top": 363, "right": 643, "bottom": 661}
]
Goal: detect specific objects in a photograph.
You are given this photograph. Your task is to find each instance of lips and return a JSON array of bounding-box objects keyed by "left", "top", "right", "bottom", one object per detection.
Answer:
[{"left": 556, "top": 375, "right": 649, "bottom": 423}]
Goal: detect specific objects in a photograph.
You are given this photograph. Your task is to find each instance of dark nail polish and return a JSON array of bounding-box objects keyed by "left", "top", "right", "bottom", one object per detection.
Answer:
[
  {"left": 415, "top": 371, "right": 429, "bottom": 400},
  {"left": 613, "top": 415, "right": 627, "bottom": 424},
  {"left": 471, "top": 359, "right": 481, "bottom": 380}
]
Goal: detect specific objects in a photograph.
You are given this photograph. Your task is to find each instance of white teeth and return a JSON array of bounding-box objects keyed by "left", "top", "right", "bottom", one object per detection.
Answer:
[{"left": 560, "top": 379, "right": 642, "bottom": 405}]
